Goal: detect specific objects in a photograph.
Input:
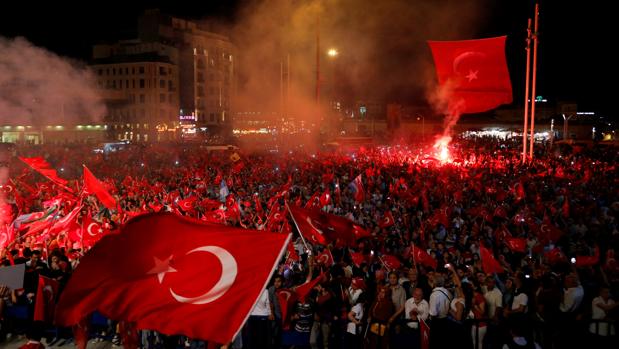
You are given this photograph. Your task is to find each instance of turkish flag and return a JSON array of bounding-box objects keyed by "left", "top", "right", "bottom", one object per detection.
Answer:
[
  {"left": 350, "top": 250, "right": 367, "bottom": 267},
  {"left": 295, "top": 272, "right": 326, "bottom": 302},
  {"left": 540, "top": 217, "right": 564, "bottom": 243},
  {"left": 288, "top": 205, "right": 370, "bottom": 246},
  {"left": 276, "top": 289, "right": 298, "bottom": 330},
  {"left": 420, "top": 319, "right": 430, "bottom": 349},
  {"left": 319, "top": 189, "right": 331, "bottom": 208},
  {"left": 19, "top": 156, "right": 72, "bottom": 192},
  {"left": 316, "top": 249, "right": 334, "bottom": 266},
  {"left": 428, "top": 36, "right": 512, "bottom": 114},
  {"left": 177, "top": 196, "right": 198, "bottom": 212},
  {"left": 81, "top": 213, "right": 110, "bottom": 247},
  {"left": 381, "top": 254, "right": 401, "bottom": 270},
  {"left": 378, "top": 211, "right": 395, "bottom": 228},
  {"left": 480, "top": 245, "right": 504, "bottom": 274},
  {"left": 55, "top": 213, "right": 290, "bottom": 344},
  {"left": 504, "top": 237, "right": 527, "bottom": 253},
  {"left": 349, "top": 174, "right": 365, "bottom": 203},
  {"left": 34, "top": 276, "right": 59, "bottom": 323},
  {"left": 83, "top": 166, "right": 117, "bottom": 210},
  {"left": 411, "top": 245, "right": 437, "bottom": 269},
  {"left": 575, "top": 246, "right": 600, "bottom": 267}
]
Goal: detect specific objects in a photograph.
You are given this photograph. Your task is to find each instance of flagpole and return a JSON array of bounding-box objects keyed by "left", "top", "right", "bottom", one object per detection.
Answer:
[
  {"left": 284, "top": 201, "right": 311, "bottom": 254},
  {"left": 522, "top": 18, "right": 532, "bottom": 163},
  {"left": 529, "top": 3, "right": 540, "bottom": 161}
]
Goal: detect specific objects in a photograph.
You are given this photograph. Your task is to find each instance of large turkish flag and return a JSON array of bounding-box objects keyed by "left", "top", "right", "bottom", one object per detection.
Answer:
[
  {"left": 428, "top": 36, "right": 512, "bottom": 114},
  {"left": 55, "top": 213, "right": 290, "bottom": 344}
]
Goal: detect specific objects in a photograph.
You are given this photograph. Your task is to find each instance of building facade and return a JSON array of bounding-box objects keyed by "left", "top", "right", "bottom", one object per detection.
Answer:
[
  {"left": 91, "top": 41, "right": 181, "bottom": 142},
  {"left": 138, "top": 9, "right": 237, "bottom": 135}
]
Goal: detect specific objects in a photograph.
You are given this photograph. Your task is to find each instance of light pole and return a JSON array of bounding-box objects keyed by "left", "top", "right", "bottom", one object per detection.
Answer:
[
  {"left": 327, "top": 48, "right": 338, "bottom": 113},
  {"left": 562, "top": 113, "right": 574, "bottom": 140},
  {"left": 417, "top": 114, "right": 425, "bottom": 143}
]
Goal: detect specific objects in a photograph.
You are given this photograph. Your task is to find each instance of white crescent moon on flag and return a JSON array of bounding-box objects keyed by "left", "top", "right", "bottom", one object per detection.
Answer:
[
  {"left": 319, "top": 254, "right": 329, "bottom": 264},
  {"left": 43, "top": 285, "right": 54, "bottom": 301},
  {"left": 452, "top": 51, "right": 486, "bottom": 75},
  {"left": 169, "top": 246, "right": 237, "bottom": 305},
  {"left": 306, "top": 217, "right": 325, "bottom": 236},
  {"left": 87, "top": 223, "right": 99, "bottom": 237},
  {"left": 280, "top": 290, "right": 291, "bottom": 301}
]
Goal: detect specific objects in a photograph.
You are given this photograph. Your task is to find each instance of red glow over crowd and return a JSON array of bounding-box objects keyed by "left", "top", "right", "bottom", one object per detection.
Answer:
[{"left": 0, "top": 136, "right": 618, "bottom": 349}]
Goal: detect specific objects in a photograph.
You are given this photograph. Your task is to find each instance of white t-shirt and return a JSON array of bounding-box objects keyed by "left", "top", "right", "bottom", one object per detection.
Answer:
[
  {"left": 429, "top": 287, "right": 452, "bottom": 318},
  {"left": 250, "top": 289, "right": 271, "bottom": 316},
  {"left": 347, "top": 303, "right": 364, "bottom": 335},
  {"left": 589, "top": 297, "right": 616, "bottom": 336},
  {"left": 560, "top": 285, "right": 584, "bottom": 313},
  {"left": 405, "top": 298, "right": 429, "bottom": 328},
  {"left": 511, "top": 292, "right": 528, "bottom": 312},
  {"left": 484, "top": 288, "right": 503, "bottom": 318}
]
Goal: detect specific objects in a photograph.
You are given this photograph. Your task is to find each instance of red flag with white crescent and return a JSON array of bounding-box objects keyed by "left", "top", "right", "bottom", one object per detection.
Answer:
[
  {"left": 378, "top": 211, "right": 395, "bottom": 228},
  {"left": 428, "top": 36, "right": 512, "bottom": 114},
  {"left": 55, "top": 213, "right": 290, "bottom": 345}
]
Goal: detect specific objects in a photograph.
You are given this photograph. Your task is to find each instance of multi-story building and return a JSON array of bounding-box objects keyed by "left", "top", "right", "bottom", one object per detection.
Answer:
[
  {"left": 91, "top": 41, "right": 180, "bottom": 142},
  {"left": 138, "top": 9, "right": 237, "bottom": 135}
]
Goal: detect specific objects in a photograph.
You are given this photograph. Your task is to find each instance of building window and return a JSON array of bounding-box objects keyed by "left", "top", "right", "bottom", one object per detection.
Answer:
[
  {"left": 159, "top": 80, "right": 165, "bottom": 88},
  {"left": 210, "top": 113, "right": 215, "bottom": 122},
  {"left": 106, "top": 68, "right": 110, "bottom": 75},
  {"left": 139, "top": 79, "right": 145, "bottom": 88},
  {"left": 112, "top": 68, "right": 116, "bottom": 75},
  {"left": 126, "top": 80, "right": 129, "bottom": 88},
  {"left": 112, "top": 80, "right": 116, "bottom": 89},
  {"left": 133, "top": 80, "right": 136, "bottom": 88},
  {"left": 169, "top": 94, "right": 173, "bottom": 103},
  {"left": 139, "top": 66, "right": 145, "bottom": 74},
  {"left": 144, "top": 124, "right": 148, "bottom": 129},
  {"left": 168, "top": 81, "right": 173, "bottom": 91},
  {"left": 168, "top": 68, "right": 172, "bottom": 74},
  {"left": 98, "top": 69, "right": 103, "bottom": 75},
  {"left": 139, "top": 94, "right": 145, "bottom": 103},
  {"left": 136, "top": 123, "right": 140, "bottom": 129},
  {"left": 132, "top": 67, "right": 135, "bottom": 74},
  {"left": 125, "top": 68, "right": 129, "bottom": 74},
  {"left": 159, "top": 67, "right": 166, "bottom": 75},
  {"left": 160, "top": 94, "right": 165, "bottom": 103}
]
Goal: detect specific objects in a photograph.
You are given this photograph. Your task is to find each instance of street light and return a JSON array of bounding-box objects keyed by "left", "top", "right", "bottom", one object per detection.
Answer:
[
  {"left": 562, "top": 113, "right": 575, "bottom": 140},
  {"left": 327, "top": 48, "right": 338, "bottom": 57},
  {"left": 416, "top": 114, "right": 425, "bottom": 142}
]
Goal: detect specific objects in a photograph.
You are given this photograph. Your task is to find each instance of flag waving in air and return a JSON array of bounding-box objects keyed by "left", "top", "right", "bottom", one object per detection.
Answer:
[
  {"left": 428, "top": 36, "right": 512, "bottom": 114},
  {"left": 55, "top": 213, "right": 290, "bottom": 345},
  {"left": 83, "top": 166, "right": 117, "bottom": 210}
]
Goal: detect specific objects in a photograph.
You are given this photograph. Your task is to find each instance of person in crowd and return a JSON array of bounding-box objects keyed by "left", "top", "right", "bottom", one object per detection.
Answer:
[{"left": 366, "top": 285, "right": 394, "bottom": 349}]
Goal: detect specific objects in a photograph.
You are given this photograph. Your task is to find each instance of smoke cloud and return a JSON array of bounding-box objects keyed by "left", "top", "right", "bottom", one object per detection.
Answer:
[
  {"left": 226, "top": 0, "right": 488, "bottom": 128},
  {"left": 0, "top": 37, "right": 106, "bottom": 126}
]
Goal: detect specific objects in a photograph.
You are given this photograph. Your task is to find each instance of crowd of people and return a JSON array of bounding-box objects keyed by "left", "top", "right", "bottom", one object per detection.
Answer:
[{"left": 0, "top": 136, "right": 618, "bottom": 349}]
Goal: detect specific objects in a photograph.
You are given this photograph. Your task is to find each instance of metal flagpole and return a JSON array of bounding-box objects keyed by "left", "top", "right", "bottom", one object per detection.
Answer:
[
  {"left": 522, "top": 18, "right": 532, "bottom": 163},
  {"left": 529, "top": 3, "right": 540, "bottom": 160}
]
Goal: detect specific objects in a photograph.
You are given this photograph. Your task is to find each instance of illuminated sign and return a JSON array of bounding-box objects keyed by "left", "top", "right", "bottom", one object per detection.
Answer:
[{"left": 179, "top": 115, "right": 196, "bottom": 121}]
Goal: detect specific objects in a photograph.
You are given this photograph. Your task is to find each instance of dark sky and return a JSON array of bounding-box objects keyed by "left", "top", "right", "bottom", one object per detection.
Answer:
[{"left": 0, "top": 0, "right": 612, "bottom": 117}]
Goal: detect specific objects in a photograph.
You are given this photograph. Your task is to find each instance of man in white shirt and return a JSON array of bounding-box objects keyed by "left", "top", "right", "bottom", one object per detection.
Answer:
[
  {"left": 405, "top": 288, "right": 429, "bottom": 327},
  {"left": 428, "top": 274, "right": 452, "bottom": 349},
  {"left": 590, "top": 287, "right": 617, "bottom": 337},
  {"left": 429, "top": 275, "right": 452, "bottom": 319},
  {"left": 247, "top": 289, "right": 271, "bottom": 349},
  {"left": 559, "top": 274, "right": 584, "bottom": 313},
  {"left": 484, "top": 276, "right": 503, "bottom": 320}
]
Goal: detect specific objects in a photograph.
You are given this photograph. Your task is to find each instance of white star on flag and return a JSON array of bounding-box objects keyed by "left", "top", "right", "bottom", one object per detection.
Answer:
[
  {"left": 465, "top": 70, "right": 478, "bottom": 82},
  {"left": 148, "top": 255, "right": 177, "bottom": 284}
]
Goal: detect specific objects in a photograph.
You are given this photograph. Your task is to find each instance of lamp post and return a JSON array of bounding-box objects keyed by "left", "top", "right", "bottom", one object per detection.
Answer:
[
  {"left": 327, "top": 48, "right": 338, "bottom": 135},
  {"left": 416, "top": 114, "right": 425, "bottom": 143},
  {"left": 562, "top": 113, "right": 574, "bottom": 140}
]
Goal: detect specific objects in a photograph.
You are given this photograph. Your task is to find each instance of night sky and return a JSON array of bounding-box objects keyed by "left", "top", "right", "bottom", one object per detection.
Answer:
[{"left": 0, "top": 0, "right": 612, "bottom": 117}]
